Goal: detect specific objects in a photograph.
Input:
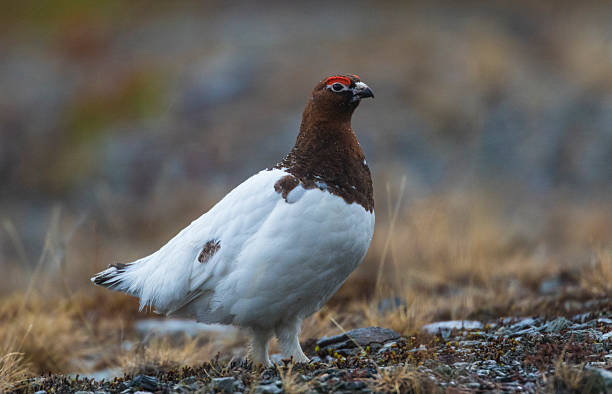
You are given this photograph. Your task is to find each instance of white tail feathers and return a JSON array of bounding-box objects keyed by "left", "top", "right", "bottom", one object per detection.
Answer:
[
  {"left": 91, "top": 248, "right": 195, "bottom": 314},
  {"left": 91, "top": 263, "right": 138, "bottom": 296}
]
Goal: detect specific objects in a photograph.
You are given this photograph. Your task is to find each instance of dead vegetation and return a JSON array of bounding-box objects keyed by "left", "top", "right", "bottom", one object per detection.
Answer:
[
  {"left": 368, "top": 364, "right": 439, "bottom": 394},
  {"left": 0, "top": 190, "right": 610, "bottom": 390}
]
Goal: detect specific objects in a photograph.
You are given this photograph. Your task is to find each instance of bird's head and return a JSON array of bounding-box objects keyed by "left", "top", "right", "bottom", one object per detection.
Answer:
[{"left": 308, "top": 74, "right": 374, "bottom": 119}]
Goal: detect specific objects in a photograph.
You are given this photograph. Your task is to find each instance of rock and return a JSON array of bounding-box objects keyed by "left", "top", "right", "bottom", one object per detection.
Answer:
[
  {"left": 543, "top": 317, "right": 571, "bottom": 333},
  {"left": 34, "top": 391, "right": 47, "bottom": 394},
  {"left": 317, "top": 327, "right": 401, "bottom": 352},
  {"left": 254, "top": 382, "right": 283, "bottom": 394},
  {"left": 172, "top": 375, "right": 199, "bottom": 392},
  {"left": 335, "top": 380, "right": 367, "bottom": 391},
  {"left": 131, "top": 375, "right": 158, "bottom": 391},
  {"left": 585, "top": 368, "right": 612, "bottom": 392},
  {"left": 180, "top": 376, "right": 197, "bottom": 386},
  {"left": 377, "top": 297, "right": 407, "bottom": 314},
  {"left": 310, "top": 355, "right": 322, "bottom": 363},
  {"left": 539, "top": 277, "right": 562, "bottom": 294},
  {"left": 503, "top": 317, "right": 538, "bottom": 333},
  {"left": 408, "top": 344, "right": 427, "bottom": 353},
  {"left": 568, "top": 329, "right": 603, "bottom": 341},
  {"left": 509, "top": 327, "right": 542, "bottom": 338},
  {"left": 422, "top": 321, "right": 483, "bottom": 339},
  {"left": 573, "top": 313, "right": 592, "bottom": 323},
  {"left": 211, "top": 377, "right": 239, "bottom": 393}
]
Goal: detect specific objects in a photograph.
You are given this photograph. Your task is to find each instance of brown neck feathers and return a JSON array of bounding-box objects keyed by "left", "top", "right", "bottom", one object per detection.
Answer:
[{"left": 273, "top": 96, "right": 374, "bottom": 212}]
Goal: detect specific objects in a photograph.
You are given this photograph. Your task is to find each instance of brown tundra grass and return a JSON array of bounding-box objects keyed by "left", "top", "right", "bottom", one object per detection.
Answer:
[{"left": 0, "top": 189, "right": 610, "bottom": 389}]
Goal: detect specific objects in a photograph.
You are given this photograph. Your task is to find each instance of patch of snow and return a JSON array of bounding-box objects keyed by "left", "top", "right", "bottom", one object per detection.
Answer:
[
  {"left": 134, "top": 319, "right": 236, "bottom": 338},
  {"left": 422, "top": 320, "right": 483, "bottom": 339},
  {"left": 69, "top": 368, "right": 122, "bottom": 382}
]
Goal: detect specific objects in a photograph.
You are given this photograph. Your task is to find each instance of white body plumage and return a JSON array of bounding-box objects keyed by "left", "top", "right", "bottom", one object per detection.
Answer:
[{"left": 92, "top": 168, "right": 374, "bottom": 364}]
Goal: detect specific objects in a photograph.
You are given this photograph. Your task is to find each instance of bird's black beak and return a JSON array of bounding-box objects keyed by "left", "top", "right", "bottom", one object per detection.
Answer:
[{"left": 352, "top": 81, "right": 374, "bottom": 101}]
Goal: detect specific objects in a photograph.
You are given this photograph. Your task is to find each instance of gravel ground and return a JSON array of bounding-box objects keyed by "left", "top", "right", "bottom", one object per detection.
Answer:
[{"left": 19, "top": 299, "right": 611, "bottom": 393}]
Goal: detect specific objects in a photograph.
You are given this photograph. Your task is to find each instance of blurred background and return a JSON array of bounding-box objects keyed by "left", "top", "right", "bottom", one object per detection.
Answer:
[{"left": 0, "top": 0, "right": 611, "bottom": 378}]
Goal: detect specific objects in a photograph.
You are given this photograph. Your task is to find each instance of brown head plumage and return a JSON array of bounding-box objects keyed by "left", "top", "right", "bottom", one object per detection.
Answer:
[
  {"left": 306, "top": 74, "right": 374, "bottom": 122},
  {"left": 273, "top": 74, "right": 375, "bottom": 212}
]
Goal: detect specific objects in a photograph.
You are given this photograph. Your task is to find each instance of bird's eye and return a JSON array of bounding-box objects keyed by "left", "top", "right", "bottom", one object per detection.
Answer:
[{"left": 332, "top": 83, "right": 344, "bottom": 92}]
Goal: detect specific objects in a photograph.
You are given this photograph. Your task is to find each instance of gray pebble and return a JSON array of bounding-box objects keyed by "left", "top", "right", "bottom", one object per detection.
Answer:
[
  {"left": 211, "top": 377, "right": 239, "bottom": 393},
  {"left": 544, "top": 317, "right": 572, "bottom": 333},
  {"left": 253, "top": 382, "right": 283, "bottom": 394},
  {"left": 131, "top": 375, "right": 158, "bottom": 391}
]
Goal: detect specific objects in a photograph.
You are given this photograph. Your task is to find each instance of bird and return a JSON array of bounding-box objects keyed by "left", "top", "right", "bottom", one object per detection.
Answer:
[{"left": 91, "top": 74, "right": 375, "bottom": 367}]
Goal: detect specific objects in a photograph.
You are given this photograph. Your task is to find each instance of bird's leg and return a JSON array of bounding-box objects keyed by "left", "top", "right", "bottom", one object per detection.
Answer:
[
  {"left": 249, "top": 328, "right": 272, "bottom": 367},
  {"left": 276, "top": 320, "right": 310, "bottom": 363}
]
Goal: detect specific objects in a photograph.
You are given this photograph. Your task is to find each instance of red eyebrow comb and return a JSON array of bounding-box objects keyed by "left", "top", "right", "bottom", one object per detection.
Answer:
[{"left": 325, "top": 76, "right": 351, "bottom": 86}]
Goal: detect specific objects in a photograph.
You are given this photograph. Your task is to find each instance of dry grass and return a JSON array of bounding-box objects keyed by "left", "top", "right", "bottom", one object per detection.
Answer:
[
  {"left": 0, "top": 292, "right": 115, "bottom": 375},
  {"left": 0, "top": 352, "right": 29, "bottom": 392},
  {"left": 119, "top": 335, "right": 225, "bottom": 375},
  {"left": 0, "top": 189, "right": 610, "bottom": 385},
  {"left": 0, "top": 335, "right": 31, "bottom": 393},
  {"left": 277, "top": 362, "right": 310, "bottom": 394},
  {"left": 368, "top": 364, "right": 438, "bottom": 394},
  {"left": 581, "top": 250, "right": 612, "bottom": 296},
  {"left": 546, "top": 360, "right": 608, "bottom": 394}
]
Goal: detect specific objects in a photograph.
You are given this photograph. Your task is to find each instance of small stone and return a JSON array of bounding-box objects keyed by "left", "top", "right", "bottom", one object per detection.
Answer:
[
  {"left": 34, "top": 391, "right": 47, "bottom": 394},
  {"left": 335, "top": 380, "right": 367, "bottom": 390},
  {"left": 458, "top": 340, "right": 485, "bottom": 347},
  {"left": 476, "top": 369, "right": 490, "bottom": 377},
  {"left": 131, "top": 375, "right": 158, "bottom": 391},
  {"left": 180, "top": 376, "right": 197, "bottom": 386},
  {"left": 505, "top": 317, "right": 538, "bottom": 332},
  {"left": 408, "top": 344, "right": 427, "bottom": 353},
  {"left": 573, "top": 313, "right": 591, "bottom": 323},
  {"left": 310, "top": 355, "right": 322, "bottom": 363},
  {"left": 543, "top": 317, "right": 571, "bottom": 333},
  {"left": 569, "top": 329, "right": 603, "bottom": 341},
  {"left": 377, "top": 297, "right": 407, "bottom": 314},
  {"left": 435, "top": 364, "right": 453, "bottom": 376},
  {"left": 211, "top": 377, "right": 238, "bottom": 393},
  {"left": 597, "top": 318, "right": 612, "bottom": 325},
  {"left": 539, "top": 277, "right": 561, "bottom": 294},
  {"left": 254, "top": 382, "right": 283, "bottom": 394},
  {"left": 585, "top": 368, "right": 612, "bottom": 392},
  {"left": 317, "top": 326, "right": 401, "bottom": 352}
]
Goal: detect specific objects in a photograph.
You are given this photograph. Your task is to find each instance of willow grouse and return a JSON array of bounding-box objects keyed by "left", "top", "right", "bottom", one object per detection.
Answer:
[{"left": 92, "top": 74, "right": 375, "bottom": 366}]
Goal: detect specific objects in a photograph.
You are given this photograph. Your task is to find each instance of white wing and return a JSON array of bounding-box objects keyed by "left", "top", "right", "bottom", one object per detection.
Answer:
[
  {"left": 92, "top": 169, "right": 287, "bottom": 314},
  {"left": 92, "top": 167, "right": 374, "bottom": 326}
]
